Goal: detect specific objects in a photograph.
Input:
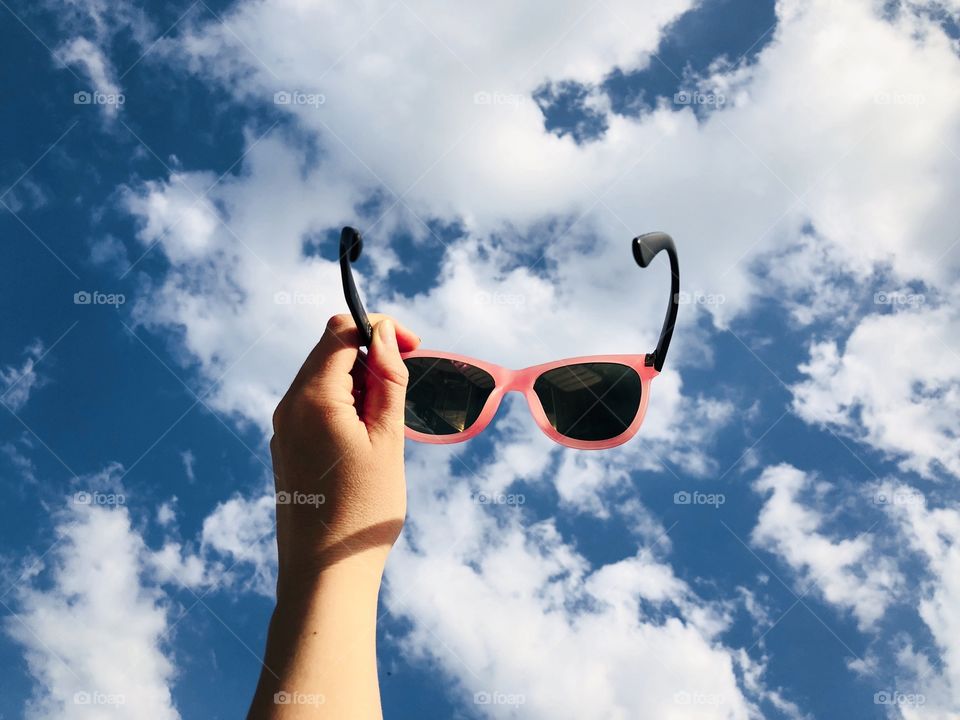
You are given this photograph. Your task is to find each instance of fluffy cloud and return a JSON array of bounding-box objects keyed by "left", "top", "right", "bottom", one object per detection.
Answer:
[
  {"left": 59, "top": 37, "right": 124, "bottom": 116},
  {"left": 48, "top": 0, "right": 152, "bottom": 119},
  {"left": 157, "top": 0, "right": 960, "bottom": 310},
  {"left": 198, "top": 489, "right": 277, "bottom": 596},
  {"left": 149, "top": 487, "right": 278, "bottom": 596},
  {"left": 750, "top": 463, "right": 900, "bottom": 629},
  {"left": 873, "top": 482, "right": 960, "bottom": 718},
  {"left": 3, "top": 465, "right": 279, "bottom": 719},
  {"left": 4, "top": 496, "right": 179, "bottom": 719},
  {"left": 387, "top": 443, "right": 760, "bottom": 719},
  {"left": 791, "top": 305, "right": 960, "bottom": 480},
  {"left": 156, "top": 499, "right": 177, "bottom": 526}
]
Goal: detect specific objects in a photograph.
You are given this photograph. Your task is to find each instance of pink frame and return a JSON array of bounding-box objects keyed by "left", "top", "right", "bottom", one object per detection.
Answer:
[{"left": 400, "top": 350, "right": 659, "bottom": 450}]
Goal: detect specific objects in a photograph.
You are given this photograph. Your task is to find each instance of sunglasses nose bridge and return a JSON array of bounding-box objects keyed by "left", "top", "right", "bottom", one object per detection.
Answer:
[{"left": 495, "top": 367, "right": 527, "bottom": 394}]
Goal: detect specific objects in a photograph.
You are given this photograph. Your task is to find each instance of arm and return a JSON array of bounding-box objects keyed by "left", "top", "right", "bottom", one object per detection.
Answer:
[{"left": 247, "top": 313, "right": 420, "bottom": 719}]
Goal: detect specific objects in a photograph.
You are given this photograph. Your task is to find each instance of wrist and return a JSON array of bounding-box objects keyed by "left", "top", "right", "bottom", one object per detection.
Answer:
[
  {"left": 256, "top": 549, "right": 387, "bottom": 717},
  {"left": 276, "top": 548, "right": 389, "bottom": 607}
]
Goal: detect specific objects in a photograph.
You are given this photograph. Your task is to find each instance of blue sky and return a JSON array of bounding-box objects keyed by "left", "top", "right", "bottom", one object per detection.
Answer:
[{"left": 2, "top": 0, "right": 960, "bottom": 718}]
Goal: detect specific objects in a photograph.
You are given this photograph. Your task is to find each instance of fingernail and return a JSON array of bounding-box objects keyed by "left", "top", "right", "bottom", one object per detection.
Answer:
[{"left": 378, "top": 319, "right": 397, "bottom": 349}]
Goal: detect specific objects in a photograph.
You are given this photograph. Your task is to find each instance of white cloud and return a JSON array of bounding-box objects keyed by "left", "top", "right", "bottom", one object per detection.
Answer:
[
  {"left": 148, "top": 541, "right": 209, "bottom": 590},
  {"left": 750, "top": 463, "right": 900, "bottom": 629},
  {"left": 791, "top": 305, "right": 960, "bottom": 480},
  {"left": 757, "top": 232, "right": 869, "bottom": 328},
  {"left": 48, "top": 0, "right": 155, "bottom": 120},
  {"left": 5, "top": 496, "right": 179, "bottom": 719},
  {"left": 156, "top": 499, "right": 177, "bottom": 527},
  {"left": 3, "top": 460, "right": 288, "bottom": 718},
  {"left": 387, "top": 450, "right": 760, "bottom": 718},
  {"left": 157, "top": 0, "right": 960, "bottom": 307},
  {"left": 199, "top": 489, "right": 277, "bottom": 597},
  {"left": 146, "top": 487, "right": 279, "bottom": 597},
  {"left": 1, "top": 341, "right": 45, "bottom": 412},
  {"left": 59, "top": 36, "right": 124, "bottom": 118},
  {"left": 884, "top": 484, "right": 960, "bottom": 718}
]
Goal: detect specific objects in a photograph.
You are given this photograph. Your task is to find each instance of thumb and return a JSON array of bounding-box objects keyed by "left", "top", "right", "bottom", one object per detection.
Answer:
[{"left": 363, "top": 319, "right": 410, "bottom": 440}]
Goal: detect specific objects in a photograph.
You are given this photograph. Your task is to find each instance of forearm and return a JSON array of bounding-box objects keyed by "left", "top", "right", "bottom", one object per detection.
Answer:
[{"left": 247, "top": 552, "right": 388, "bottom": 719}]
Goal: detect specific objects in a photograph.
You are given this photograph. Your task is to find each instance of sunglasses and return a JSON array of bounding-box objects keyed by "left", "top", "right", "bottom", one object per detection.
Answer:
[{"left": 339, "top": 227, "right": 679, "bottom": 450}]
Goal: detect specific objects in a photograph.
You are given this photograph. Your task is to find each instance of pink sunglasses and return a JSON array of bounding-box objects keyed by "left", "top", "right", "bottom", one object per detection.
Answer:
[{"left": 340, "top": 228, "right": 679, "bottom": 450}]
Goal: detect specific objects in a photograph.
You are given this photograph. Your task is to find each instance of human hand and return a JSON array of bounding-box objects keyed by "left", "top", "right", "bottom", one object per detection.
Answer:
[
  {"left": 249, "top": 313, "right": 419, "bottom": 719},
  {"left": 270, "top": 313, "right": 420, "bottom": 594}
]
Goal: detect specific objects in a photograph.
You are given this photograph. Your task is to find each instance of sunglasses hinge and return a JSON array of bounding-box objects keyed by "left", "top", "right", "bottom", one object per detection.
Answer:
[{"left": 644, "top": 352, "right": 657, "bottom": 367}]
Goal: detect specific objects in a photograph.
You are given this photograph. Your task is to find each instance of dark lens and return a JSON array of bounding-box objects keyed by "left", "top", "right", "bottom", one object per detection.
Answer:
[
  {"left": 533, "top": 363, "right": 641, "bottom": 441},
  {"left": 403, "top": 357, "right": 495, "bottom": 435}
]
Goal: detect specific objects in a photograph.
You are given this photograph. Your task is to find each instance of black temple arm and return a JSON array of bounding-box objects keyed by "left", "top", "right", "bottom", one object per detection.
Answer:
[
  {"left": 632, "top": 232, "right": 679, "bottom": 372},
  {"left": 339, "top": 226, "right": 374, "bottom": 347}
]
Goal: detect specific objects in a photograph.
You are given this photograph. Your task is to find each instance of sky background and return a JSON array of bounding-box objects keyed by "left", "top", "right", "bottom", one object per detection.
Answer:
[{"left": 1, "top": 0, "right": 960, "bottom": 718}]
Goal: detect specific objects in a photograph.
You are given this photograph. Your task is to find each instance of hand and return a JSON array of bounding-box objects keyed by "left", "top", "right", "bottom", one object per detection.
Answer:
[
  {"left": 249, "top": 313, "right": 419, "bottom": 719},
  {"left": 270, "top": 313, "right": 420, "bottom": 593}
]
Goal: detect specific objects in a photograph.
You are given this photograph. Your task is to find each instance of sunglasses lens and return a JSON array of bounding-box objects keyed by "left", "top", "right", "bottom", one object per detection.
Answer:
[
  {"left": 403, "top": 357, "right": 495, "bottom": 435},
  {"left": 533, "top": 363, "right": 641, "bottom": 441}
]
